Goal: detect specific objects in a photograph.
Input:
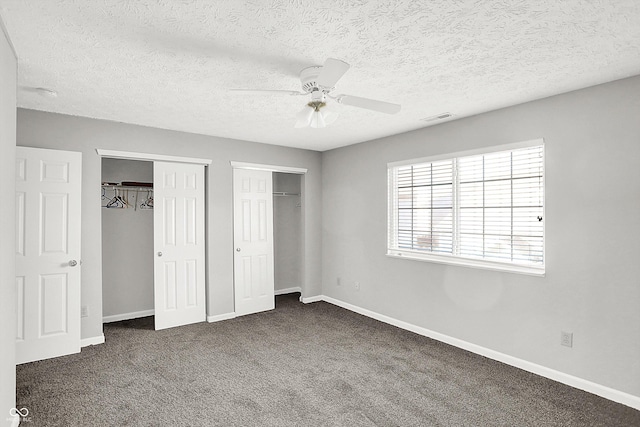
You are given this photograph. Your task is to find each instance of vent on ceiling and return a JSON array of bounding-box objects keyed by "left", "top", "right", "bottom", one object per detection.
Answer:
[{"left": 421, "top": 112, "right": 453, "bottom": 122}]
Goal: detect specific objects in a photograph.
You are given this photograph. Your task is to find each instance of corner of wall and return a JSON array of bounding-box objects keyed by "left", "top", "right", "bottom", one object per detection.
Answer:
[{"left": 0, "top": 12, "right": 17, "bottom": 423}]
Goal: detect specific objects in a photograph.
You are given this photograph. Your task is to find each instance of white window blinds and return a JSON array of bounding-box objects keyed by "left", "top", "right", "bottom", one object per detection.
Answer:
[
  {"left": 388, "top": 142, "right": 544, "bottom": 273},
  {"left": 393, "top": 160, "right": 454, "bottom": 254}
]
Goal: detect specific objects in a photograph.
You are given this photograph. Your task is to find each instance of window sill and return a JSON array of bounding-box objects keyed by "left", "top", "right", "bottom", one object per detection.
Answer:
[{"left": 386, "top": 250, "right": 545, "bottom": 277}]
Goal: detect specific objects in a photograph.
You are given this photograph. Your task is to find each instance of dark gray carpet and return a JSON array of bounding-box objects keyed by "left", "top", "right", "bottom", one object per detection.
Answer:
[{"left": 16, "top": 293, "right": 640, "bottom": 426}]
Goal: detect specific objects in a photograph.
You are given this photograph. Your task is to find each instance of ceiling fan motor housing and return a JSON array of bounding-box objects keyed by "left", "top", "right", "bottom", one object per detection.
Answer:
[{"left": 300, "top": 66, "right": 329, "bottom": 93}]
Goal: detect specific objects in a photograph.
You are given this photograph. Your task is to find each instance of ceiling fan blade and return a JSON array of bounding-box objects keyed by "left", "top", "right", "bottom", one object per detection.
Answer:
[
  {"left": 230, "top": 89, "right": 304, "bottom": 96},
  {"left": 337, "top": 95, "right": 401, "bottom": 114},
  {"left": 316, "top": 58, "right": 350, "bottom": 89}
]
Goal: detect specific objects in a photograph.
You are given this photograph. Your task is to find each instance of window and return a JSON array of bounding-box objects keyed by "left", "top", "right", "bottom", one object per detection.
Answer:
[{"left": 388, "top": 140, "right": 544, "bottom": 275}]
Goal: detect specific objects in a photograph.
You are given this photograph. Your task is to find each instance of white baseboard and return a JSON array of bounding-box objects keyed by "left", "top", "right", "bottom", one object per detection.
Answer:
[
  {"left": 320, "top": 295, "right": 640, "bottom": 410},
  {"left": 81, "top": 334, "right": 105, "bottom": 347},
  {"left": 207, "top": 312, "right": 236, "bottom": 323},
  {"left": 103, "top": 309, "right": 154, "bottom": 323},
  {"left": 275, "top": 286, "right": 302, "bottom": 295},
  {"left": 301, "top": 295, "right": 323, "bottom": 304}
]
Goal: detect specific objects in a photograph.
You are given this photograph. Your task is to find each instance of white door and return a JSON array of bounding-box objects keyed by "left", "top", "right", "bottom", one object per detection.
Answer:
[
  {"left": 233, "top": 168, "right": 275, "bottom": 316},
  {"left": 15, "top": 146, "right": 82, "bottom": 364},
  {"left": 153, "top": 161, "right": 206, "bottom": 330}
]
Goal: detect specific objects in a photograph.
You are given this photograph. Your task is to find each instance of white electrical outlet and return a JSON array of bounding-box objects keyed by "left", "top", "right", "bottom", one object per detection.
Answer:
[
  {"left": 354, "top": 281, "right": 360, "bottom": 291},
  {"left": 560, "top": 331, "right": 573, "bottom": 347},
  {"left": 81, "top": 306, "right": 89, "bottom": 318},
  {"left": 337, "top": 277, "right": 341, "bottom": 286}
]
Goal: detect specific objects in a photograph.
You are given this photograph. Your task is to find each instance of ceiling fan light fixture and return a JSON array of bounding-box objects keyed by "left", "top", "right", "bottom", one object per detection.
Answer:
[
  {"left": 322, "top": 102, "right": 341, "bottom": 125},
  {"left": 295, "top": 105, "right": 314, "bottom": 128},
  {"left": 295, "top": 99, "right": 332, "bottom": 129},
  {"left": 310, "top": 110, "right": 326, "bottom": 128}
]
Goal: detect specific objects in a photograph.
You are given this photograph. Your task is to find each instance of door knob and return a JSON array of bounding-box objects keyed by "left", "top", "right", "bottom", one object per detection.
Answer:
[
  {"left": 69, "top": 260, "right": 78, "bottom": 267},
  {"left": 157, "top": 252, "right": 163, "bottom": 257},
  {"left": 236, "top": 248, "right": 241, "bottom": 252}
]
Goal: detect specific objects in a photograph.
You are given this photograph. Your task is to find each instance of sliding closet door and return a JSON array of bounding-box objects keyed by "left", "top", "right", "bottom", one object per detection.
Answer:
[
  {"left": 153, "top": 162, "right": 206, "bottom": 330},
  {"left": 233, "top": 168, "right": 275, "bottom": 316}
]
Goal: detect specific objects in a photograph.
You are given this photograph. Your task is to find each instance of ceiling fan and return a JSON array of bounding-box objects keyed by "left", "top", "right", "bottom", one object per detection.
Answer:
[{"left": 231, "top": 58, "right": 401, "bottom": 128}]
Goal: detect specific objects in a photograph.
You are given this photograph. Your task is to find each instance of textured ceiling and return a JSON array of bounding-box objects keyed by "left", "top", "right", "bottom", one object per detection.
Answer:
[{"left": 1, "top": 0, "right": 639, "bottom": 151}]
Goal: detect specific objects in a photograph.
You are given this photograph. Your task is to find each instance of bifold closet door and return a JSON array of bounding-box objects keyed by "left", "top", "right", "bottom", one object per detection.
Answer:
[
  {"left": 233, "top": 168, "right": 275, "bottom": 316},
  {"left": 16, "top": 146, "right": 82, "bottom": 364},
  {"left": 153, "top": 161, "right": 206, "bottom": 330}
]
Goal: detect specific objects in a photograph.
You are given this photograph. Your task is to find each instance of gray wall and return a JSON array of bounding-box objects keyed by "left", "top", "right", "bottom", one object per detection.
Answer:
[
  {"left": 101, "top": 158, "right": 154, "bottom": 318},
  {"left": 17, "top": 109, "right": 323, "bottom": 340},
  {"left": 321, "top": 76, "right": 640, "bottom": 397},
  {"left": 274, "top": 172, "right": 302, "bottom": 292},
  {"left": 0, "top": 19, "right": 16, "bottom": 426}
]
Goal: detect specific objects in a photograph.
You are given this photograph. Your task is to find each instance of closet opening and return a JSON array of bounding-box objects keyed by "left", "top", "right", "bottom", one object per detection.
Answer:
[
  {"left": 231, "top": 161, "right": 307, "bottom": 317},
  {"left": 98, "top": 149, "right": 211, "bottom": 332},
  {"left": 273, "top": 172, "right": 303, "bottom": 306},
  {"left": 101, "top": 158, "right": 155, "bottom": 325}
]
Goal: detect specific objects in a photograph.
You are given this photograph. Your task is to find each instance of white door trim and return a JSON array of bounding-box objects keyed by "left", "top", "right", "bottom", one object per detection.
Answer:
[
  {"left": 97, "top": 149, "right": 212, "bottom": 166},
  {"left": 230, "top": 161, "right": 307, "bottom": 174}
]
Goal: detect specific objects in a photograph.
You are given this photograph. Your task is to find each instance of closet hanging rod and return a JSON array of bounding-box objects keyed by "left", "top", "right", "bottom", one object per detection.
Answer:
[
  {"left": 273, "top": 192, "right": 300, "bottom": 196},
  {"left": 102, "top": 184, "right": 154, "bottom": 192}
]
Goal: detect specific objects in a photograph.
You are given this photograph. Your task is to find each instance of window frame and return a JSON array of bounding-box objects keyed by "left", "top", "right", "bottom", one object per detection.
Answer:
[{"left": 387, "top": 139, "right": 545, "bottom": 276}]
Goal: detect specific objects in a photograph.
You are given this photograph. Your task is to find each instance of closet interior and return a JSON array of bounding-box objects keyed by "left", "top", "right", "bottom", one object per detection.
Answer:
[
  {"left": 273, "top": 172, "right": 303, "bottom": 298},
  {"left": 101, "top": 158, "right": 154, "bottom": 322}
]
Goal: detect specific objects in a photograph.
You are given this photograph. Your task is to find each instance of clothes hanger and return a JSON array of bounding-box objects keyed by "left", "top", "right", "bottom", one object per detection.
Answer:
[
  {"left": 140, "top": 190, "right": 154, "bottom": 209},
  {"left": 106, "top": 188, "right": 125, "bottom": 208}
]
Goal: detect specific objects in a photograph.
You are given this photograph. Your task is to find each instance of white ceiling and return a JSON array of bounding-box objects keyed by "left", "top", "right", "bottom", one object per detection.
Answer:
[{"left": 1, "top": 1, "right": 639, "bottom": 151}]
